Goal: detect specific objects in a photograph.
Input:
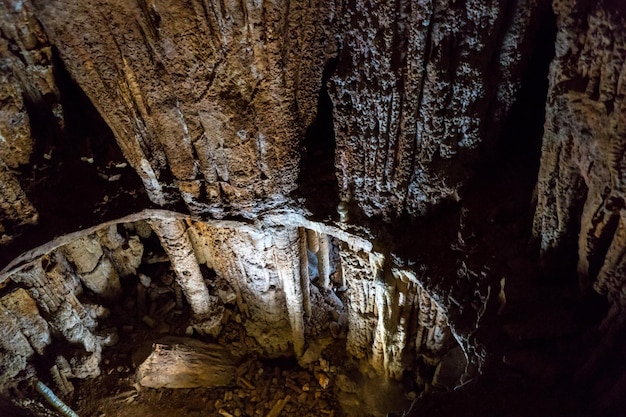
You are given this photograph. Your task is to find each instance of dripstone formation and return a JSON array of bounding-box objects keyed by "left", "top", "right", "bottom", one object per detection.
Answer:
[{"left": 0, "top": 0, "right": 625, "bottom": 416}]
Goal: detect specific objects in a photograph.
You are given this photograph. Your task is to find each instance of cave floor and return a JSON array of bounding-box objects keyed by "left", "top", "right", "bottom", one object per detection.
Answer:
[{"left": 38, "top": 270, "right": 405, "bottom": 417}]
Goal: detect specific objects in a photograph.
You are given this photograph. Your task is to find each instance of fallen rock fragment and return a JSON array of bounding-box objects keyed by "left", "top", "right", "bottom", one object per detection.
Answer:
[
  {"left": 266, "top": 395, "right": 290, "bottom": 417},
  {"left": 136, "top": 337, "right": 236, "bottom": 389}
]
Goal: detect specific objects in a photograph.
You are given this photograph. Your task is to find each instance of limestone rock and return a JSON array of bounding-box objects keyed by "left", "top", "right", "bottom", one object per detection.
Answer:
[
  {"left": 62, "top": 235, "right": 103, "bottom": 275},
  {"left": 432, "top": 346, "right": 467, "bottom": 391},
  {"left": 79, "top": 256, "right": 121, "bottom": 299},
  {"left": 136, "top": 337, "right": 236, "bottom": 389},
  {"left": 31, "top": 0, "right": 334, "bottom": 214},
  {"left": 532, "top": 0, "right": 626, "bottom": 330},
  {"left": 0, "top": 288, "right": 50, "bottom": 355},
  {"left": 0, "top": 162, "right": 38, "bottom": 245},
  {"left": 0, "top": 300, "right": 36, "bottom": 387},
  {"left": 105, "top": 235, "right": 144, "bottom": 278},
  {"left": 330, "top": 0, "right": 547, "bottom": 220},
  {"left": 190, "top": 222, "right": 294, "bottom": 355}
]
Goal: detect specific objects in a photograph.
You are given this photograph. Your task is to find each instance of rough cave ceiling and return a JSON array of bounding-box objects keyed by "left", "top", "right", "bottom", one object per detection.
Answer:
[{"left": 0, "top": 0, "right": 625, "bottom": 416}]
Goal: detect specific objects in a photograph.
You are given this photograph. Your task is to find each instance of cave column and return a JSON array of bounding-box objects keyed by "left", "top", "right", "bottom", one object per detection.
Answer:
[
  {"left": 272, "top": 227, "right": 305, "bottom": 357},
  {"left": 298, "top": 228, "right": 311, "bottom": 317},
  {"left": 317, "top": 234, "right": 331, "bottom": 289},
  {"left": 148, "top": 217, "right": 221, "bottom": 335}
]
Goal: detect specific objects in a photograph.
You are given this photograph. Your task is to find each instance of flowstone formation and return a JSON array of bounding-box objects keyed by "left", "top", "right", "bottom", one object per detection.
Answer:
[{"left": 0, "top": 0, "right": 625, "bottom": 416}]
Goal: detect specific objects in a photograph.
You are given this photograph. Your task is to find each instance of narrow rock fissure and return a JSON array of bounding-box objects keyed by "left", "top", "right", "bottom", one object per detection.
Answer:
[{"left": 497, "top": 7, "right": 556, "bottom": 167}]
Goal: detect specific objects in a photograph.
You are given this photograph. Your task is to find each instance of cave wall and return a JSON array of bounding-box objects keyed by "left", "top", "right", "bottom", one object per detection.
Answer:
[
  {"left": 0, "top": 0, "right": 548, "bottom": 232},
  {"left": 533, "top": 0, "right": 626, "bottom": 331},
  {"left": 330, "top": 0, "right": 547, "bottom": 219},
  {"left": 0, "top": 1, "right": 55, "bottom": 243}
]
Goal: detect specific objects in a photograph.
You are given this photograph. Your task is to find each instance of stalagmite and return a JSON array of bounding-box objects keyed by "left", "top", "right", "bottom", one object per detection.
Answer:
[
  {"left": 148, "top": 217, "right": 221, "bottom": 335},
  {"left": 272, "top": 227, "right": 305, "bottom": 356},
  {"left": 337, "top": 201, "right": 349, "bottom": 223}
]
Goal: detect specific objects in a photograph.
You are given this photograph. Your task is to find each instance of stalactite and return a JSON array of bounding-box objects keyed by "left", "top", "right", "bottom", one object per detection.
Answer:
[
  {"left": 339, "top": 244, "right": 379, "bottom": 361},
  {"left": 307, "top": 229, "right": 319, "bottom": 253},
  {"left": 272, "top": 227, "right": 305, "bottom": 356},
  {"left": 371, "top": 263, "right": 390, "bottom": 376},
  {"left": 298, "top": 228, "right": 311, "bottom": 317},
  {"left": 317, "top": 233, "right": 331, "bottom": 289},
  {"left": 148, "top": 217, "right": 222, "bottom": 335}
]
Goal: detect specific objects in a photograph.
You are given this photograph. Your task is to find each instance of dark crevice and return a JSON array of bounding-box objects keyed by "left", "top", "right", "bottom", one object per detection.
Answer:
[
  {"left": 496, "top": 6, "right": 556, "bottom": 168},
  {"left": 296, "top": 55, "right": 340, "bottom": 219},
  {"left": 462, "top": 4, "right": 556, "bottom": 237},
  {"left": 584, "top": 210, "right": 620, "bottom": 291},
  {"left": 2, "top": 49, "right": 150, "bottom": 268}
]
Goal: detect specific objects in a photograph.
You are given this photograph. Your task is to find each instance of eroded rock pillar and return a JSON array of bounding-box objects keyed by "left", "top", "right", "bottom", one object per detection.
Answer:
[{"left": 298, "top": 228, "right": 311, "bottom": 318}]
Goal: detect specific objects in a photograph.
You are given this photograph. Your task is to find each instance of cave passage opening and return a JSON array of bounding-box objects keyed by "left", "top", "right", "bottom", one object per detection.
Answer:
[{"left": 297, "top": 56, "right": 341, "bottom": 219}]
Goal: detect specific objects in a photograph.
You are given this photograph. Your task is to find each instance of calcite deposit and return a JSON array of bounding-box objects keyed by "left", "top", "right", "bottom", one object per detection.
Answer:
[{"left": 0, "top": 0, "right": 625, "bottom": 416}]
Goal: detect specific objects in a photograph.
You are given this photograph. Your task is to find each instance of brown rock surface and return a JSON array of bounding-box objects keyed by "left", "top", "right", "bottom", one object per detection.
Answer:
[
  {"left": 0, "top": 0, "right": 625, "bottom": 416},
  {"left": 28, "top": 0, "right": 334, "bottom": 215}
]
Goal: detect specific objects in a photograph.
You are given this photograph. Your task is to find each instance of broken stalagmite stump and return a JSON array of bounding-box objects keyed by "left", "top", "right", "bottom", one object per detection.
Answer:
[{"left": 136, "top": 337, "right": 236, "bottom": 389}]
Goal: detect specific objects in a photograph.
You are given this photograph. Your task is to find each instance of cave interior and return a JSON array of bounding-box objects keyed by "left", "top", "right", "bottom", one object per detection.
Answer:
[{"left": 0, "top": 0, "right": 625, "bottom": 416}]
